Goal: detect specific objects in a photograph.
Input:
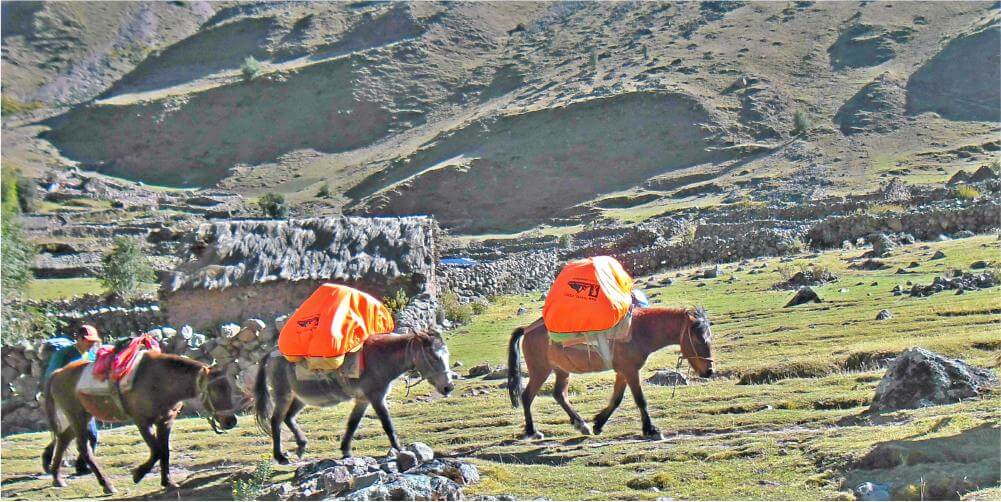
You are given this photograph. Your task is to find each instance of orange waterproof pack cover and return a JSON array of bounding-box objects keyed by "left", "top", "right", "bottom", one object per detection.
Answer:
[
  {"left": 278, "top": 284, "right": 395, "bottom": 359},
  {"left": 543, "top": 256, "right": 634, "bottom": 333}
]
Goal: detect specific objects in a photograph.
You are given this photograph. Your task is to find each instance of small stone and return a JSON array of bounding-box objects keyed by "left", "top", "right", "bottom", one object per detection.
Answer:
[
  {"left": 646, "top": 370, "right": 689, "bottom": 386},
  {"left": 319, "top": 466, "right": 353, "bottom": 494},
  {"left": 970, "top": 260, "right": 989, "bottom": 269},
  {"left": 407, "top": 442, "right": 435, "bottom": 462},
  {"left": 467, "top": 364, "right": 492, "bottom": 378},
  {"left": 930, "top": 250, "right": 946, "bottom": 260},
  {"left": 397, "top": 451, "right": 419, "bottom": 472},
  {"left": 875, "top": 310, "right": 892, "bottom": 321}
]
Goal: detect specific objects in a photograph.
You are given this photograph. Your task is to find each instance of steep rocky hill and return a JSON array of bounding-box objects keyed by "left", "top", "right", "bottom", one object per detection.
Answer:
[{"left": 3, "top": 1, "right": 999, "bottom": 234}]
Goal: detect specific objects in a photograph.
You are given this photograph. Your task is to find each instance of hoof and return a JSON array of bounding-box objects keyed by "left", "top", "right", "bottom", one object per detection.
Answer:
[
  {"left": 644, "top": 430, "right": 665, "bottom": 441},
  {"left": 520, "top": 431, "right": 545, "bottom": 441},
  {"left": 574, "top": 421, "right": 594, "bottom": 436},
  {"left": 275, "top": 455, "right": 291, "bottom": 465},
  {"left": 53, "top": 478, "right": 67, "bottom": 488},
  {"left": 296, "top": 442, "right": 307, "bottom": 459},
  {"left": 132, "top": 466, "right": 150, "bottom": 484},
  {"left": 103, "top": 485, "right": 117, "bottom": 495},
  {"left": 163, "top": 481, "right": 179, "bottom": 491}
]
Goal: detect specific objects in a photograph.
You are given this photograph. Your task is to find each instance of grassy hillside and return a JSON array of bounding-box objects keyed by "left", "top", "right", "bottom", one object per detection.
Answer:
[
  {"left": 2, "top": 235, "right": 998, "bottom": 500},
  {"left": 4, "top": 2, "right": 998, "bottom": 233}
]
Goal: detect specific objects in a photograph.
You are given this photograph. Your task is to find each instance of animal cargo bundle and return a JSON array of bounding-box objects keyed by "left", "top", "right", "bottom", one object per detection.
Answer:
[
  {"left": 278, "top": 283, "right": 395, "bottom": 371},
  {"left": 543, "top": 256, "right": 637, "bottom": 366}
]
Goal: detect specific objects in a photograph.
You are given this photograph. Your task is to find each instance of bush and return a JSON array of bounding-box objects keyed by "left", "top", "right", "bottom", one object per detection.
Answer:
[
  {"left": 383, "top": 289, "right": 410, "bottom": 314},
  {"left": 792, "top": 109, "right": 812, "bottom": 136},
  {"left": 678, "top": 220, "right": 697, "bottom": 244},
  {"left": 317, "top": 182, "right": 331, "bottom": 198},
  {"left": 471, "top": 300, "right": 489, "bottom": 315},
  {"left": 232, "top": 457, "right": 273, "bottom": 500},
  {"left": 439, "top": 290, "right": 473, "bottom": 325},
  {"left": 241, "top": 56, "right": 263, "bottom": 81},
  {"left": 98, "top": 237, "right": 155, "bottom": 301},
  {"left": 258, "top": 192, "right": 288, "bottom": 218},
  {"left": 955, "top": 185, "right": 981, "bottom": 200},
  {"left": 1, "top": 169, "right": 34, "bottom": 296},
  {"left": 558, "top": 233, "right": 573, "bottom": 249}
]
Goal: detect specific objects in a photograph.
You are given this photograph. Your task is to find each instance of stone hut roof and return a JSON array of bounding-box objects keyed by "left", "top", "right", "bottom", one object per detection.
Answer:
[{"left": 164, "top": 216, "right": 437, "bottom": 292}]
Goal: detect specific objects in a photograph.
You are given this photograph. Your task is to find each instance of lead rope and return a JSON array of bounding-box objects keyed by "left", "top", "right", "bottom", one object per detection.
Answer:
[{"left": 196, "top": 370, "right": 223, "bottom": 434}]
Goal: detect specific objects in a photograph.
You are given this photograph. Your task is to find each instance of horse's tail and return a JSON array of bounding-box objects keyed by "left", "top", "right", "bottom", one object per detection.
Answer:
[
  {"left": 507, "top": 327, "right": 526, "bottom": 408},
  {"left": 254, "top": 351, "right": 274, "bottom": 437}
]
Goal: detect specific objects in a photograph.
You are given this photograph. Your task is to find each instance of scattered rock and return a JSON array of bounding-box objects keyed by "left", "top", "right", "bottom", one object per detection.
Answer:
[
  {"left": 970, "top": 260, "right": 990, "bottom": 269},
  {"left": 869, "top": 347, "right": 998, "bottom": 413},
  {"left": 867, "top": 233, "right": 895, "bottom": 258},
  {"left": 909, "top": 270, "right": 999, "bottom": 297},
  {"left": 407, "top": 442, "right": 435, "bottom": 462},
  {"left": 785, "top": 287, "right": 822, "bottom": 307},
  {"left": 467, "top": 364, "right": 493, "bottom": 378},
  {"left": 930, "top": 250, "right": 946, "bottom": 260},
  {"left": 855, "top": 481, "right": 893, "bottom": 501},
  {"left": 396, "top": 451, "right": 418, "bottom": 472},
  {"left": 646, "top": 370, "right": 689, "bottom": 386},
  {"left": 875, "top": 310, "right": 892, "bottom": 320}
]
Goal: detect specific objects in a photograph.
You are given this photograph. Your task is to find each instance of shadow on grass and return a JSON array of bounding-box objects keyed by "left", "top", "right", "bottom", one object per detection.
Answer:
[{"left": 840, "top": 423, "right": 1000, "bottom": 500}]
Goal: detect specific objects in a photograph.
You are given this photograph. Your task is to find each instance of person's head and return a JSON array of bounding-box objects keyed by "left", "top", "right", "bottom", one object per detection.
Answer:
[{"left": 76, "top": 325, "right": 101, "bottom": 350}]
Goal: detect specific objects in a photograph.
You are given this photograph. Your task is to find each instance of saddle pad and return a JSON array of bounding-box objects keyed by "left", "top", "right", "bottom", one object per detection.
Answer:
[{"left": 76, "top": 362, "right": 113, "bottom": 397}]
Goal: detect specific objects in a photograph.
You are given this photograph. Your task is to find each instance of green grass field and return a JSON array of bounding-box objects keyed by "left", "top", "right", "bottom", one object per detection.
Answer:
[{"left": 2, "top": 236, "right": 998, "bottom": 500}]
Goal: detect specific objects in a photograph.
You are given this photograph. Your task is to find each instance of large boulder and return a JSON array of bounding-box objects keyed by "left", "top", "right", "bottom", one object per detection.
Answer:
[{"left": 869, "top": 348, "right": 997, "bottom": 413}]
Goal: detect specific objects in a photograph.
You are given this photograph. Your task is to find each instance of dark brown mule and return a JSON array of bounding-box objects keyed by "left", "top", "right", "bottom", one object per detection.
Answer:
[
  {"left": 254, "top": 331, "right": 454, "bottom": 463},
  {"left": 508, "top": 307, "right": 715, "bottom": 440},
  {"left": 43, "top": 353, "right": 239, "bottom": 494}
]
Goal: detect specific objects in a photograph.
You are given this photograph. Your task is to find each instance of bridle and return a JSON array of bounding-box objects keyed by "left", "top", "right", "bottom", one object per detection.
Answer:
[
  {"left": 675, "top": 313, "right": 715, "bottom": 373},
  {"left": 404, "top": 335, "right": 450, "bottom": 395},
  {"left": 196, "top": 368, "right": 238, "bottom": 434}
]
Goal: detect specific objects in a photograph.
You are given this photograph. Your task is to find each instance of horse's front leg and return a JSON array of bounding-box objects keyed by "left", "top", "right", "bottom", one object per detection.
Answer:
[
  {"left": 285, "top": 399, "right": 308, "bottom": 459},
  {"left": 340, "top": 399, "right": 369, "bottom": 458},
  {"left": 593, "top": 372, "right": 627, "bottom": 435},
  {"left": 49, "top": 429, "right": 73, "bottom": 488},
  {"left": 156, "top": 419, "right": 178, "bottom": 489},
  {"left": 624, "top": 369, "right": 663, "bottom": 440},
  {"left": 132, "top": 421, "right": 159, "bottom": 483},
  {"left": 369, "top": 396, "right": 401, "bottom": 451},
  {"left": 553, "top": 370, "right": 591, "bottom": 435},
  {"left": 76, "top": 426, "right": 115, "bottom": 494}
]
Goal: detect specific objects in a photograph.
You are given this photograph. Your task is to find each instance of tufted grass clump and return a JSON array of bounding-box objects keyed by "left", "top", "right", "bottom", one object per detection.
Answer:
[
  {"left": 954, "top": 185, "right": 981, "bottom": 200},
  {"left": 241, "top": 56, "right": 264, "bottom": 81},
  {"left": 232, "top": 456, "right": 274, "bottom": 500}
]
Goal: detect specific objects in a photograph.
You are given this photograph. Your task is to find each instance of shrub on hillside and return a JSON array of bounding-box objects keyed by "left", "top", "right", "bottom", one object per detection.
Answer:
[
  {"left": 383, "top": 289, "right": 410, "bottom": 314},
  {"left": 955, "top": 185, "right": 981, "bottom": 200},
  {"left": 241, "top": 56, "right": 263, "bottom": 81},
  {"left": 558, "top": 234, "right": 573, "bottom": 249},
  {"left": 1, "top": 169, "right": 35, "bottom": 296},
  {"left": 317, "top": 182, "right": 331, "bottom": 198},
  {"left": 792, "top": 109, "right": 812, "bottom": 136},
  {"left": 258, "top": 192, "right": 288, "bottom": 218},
  {"left": 98, "top": 237, "right": 155, "bottom": 301},
  {"left": 440, "top": 290, "right": 473, "bottom": 325},
  {"left": 471, "top": 300, "right": 489, "bottom": 315}
]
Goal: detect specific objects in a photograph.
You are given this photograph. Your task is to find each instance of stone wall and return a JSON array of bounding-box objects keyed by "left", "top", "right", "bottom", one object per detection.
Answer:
[{"left": 441, "top": 250, "right": 559, "bottom": 300}]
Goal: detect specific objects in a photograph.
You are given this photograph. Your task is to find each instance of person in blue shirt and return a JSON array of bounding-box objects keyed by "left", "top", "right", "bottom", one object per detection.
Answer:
[{"left": 41, "top": 324, "right": 102, "bottom": 475}]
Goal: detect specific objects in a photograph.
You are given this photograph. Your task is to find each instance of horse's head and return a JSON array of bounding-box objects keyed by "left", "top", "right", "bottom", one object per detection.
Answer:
[
  {"left": 410, "top": 331, "right": 454, "bottom": 396},
  {"left": 198, "top": 364, "right": 239, "bottom": 432},
  {"left": 681, "top": 307, "right": 715, "bottom": 378}
]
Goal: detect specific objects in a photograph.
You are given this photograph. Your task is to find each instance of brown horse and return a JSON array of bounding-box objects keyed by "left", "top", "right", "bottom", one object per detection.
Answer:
[
  {"left": 507, "top": 306, "right": 715, "bottom": 440},
  {"left": 43, "top": 352, "right": 239, "bottom": 494},
  {"left": 254, "top": 331, "right": 454, "bottom": 463}
]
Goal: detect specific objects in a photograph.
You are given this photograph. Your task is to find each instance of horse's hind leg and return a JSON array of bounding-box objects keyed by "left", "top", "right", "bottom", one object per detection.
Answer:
[
  {"left": 370, "top": 395, "right": 402, "bottom": 451},
  {"left": 553, "top": 370, "right": 592, "bottom": 435},
  {"left": 340, "top": 399, "right": 369, "bottom": 458},
  {"left": 42, "top": 441, "right": 55, "bottom": 474},
  {"left": 520, "top": 366, "right": 552, "bottom": 441},
  {"left": 75, "top": 426, "right": 115, "bottom": 494},
  {"left": 285, "top": 398, "right": 308, "bottom": 459},
  {"left": 270, "top": 392, "right": 295, "bottom": 464},
  {"left": 156, "top": 419, "right": 178, "bottom": 489},
  {"left": 49, "top": 430, "right": 73, "bottom": 488},
  {"left": 132, "top": 421, "right": 160, "bottom": 483}
]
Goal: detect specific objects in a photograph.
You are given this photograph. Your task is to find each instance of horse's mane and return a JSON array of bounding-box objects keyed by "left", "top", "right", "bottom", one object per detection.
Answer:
[
  {"left": 148, "top": 351, "right": 207, "bottom": 373},
  {"left": 634, "top": 306, "right": 710, "bottom": 334}
]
